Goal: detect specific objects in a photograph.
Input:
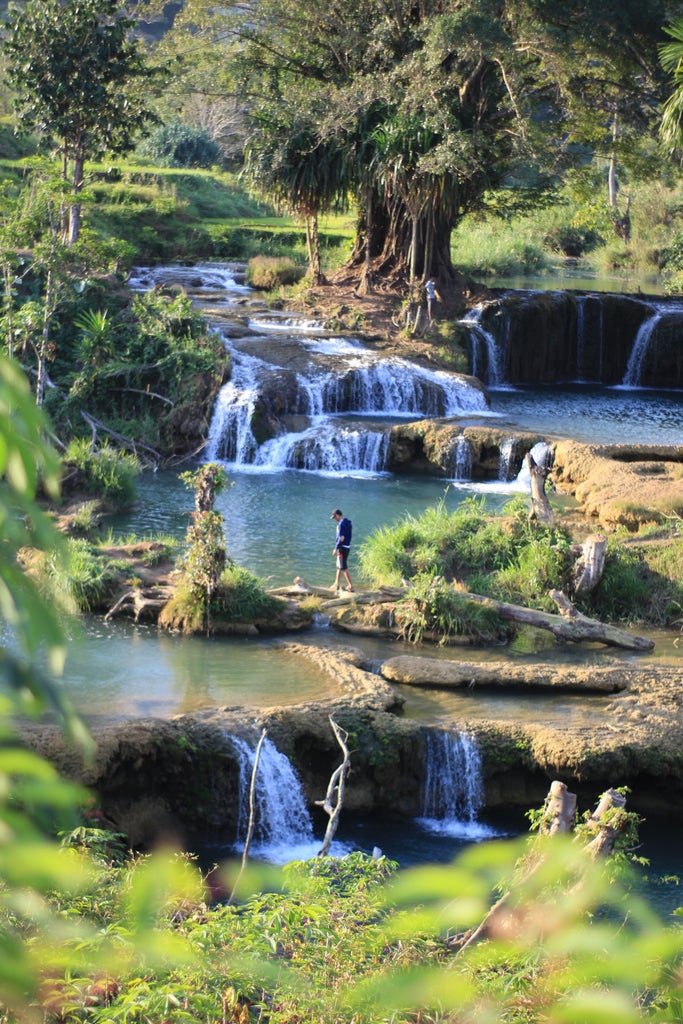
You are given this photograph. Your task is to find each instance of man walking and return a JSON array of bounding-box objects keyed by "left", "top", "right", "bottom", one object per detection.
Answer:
[{"left": 330, "top": 508, "right": 354, "bottom": 592}]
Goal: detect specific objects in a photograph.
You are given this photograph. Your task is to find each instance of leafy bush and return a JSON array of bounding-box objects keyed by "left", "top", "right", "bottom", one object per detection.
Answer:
[{"left": 138, "top": 121, "right": 221, "bottom": 169}]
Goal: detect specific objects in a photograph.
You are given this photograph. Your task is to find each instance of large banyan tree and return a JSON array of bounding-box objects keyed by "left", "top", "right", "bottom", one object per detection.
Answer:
[{"left": 165, "top": 0, "right": 667, "bottom": 291}]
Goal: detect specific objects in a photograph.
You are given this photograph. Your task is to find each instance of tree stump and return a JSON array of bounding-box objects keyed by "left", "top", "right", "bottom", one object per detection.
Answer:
[
  {"left": 526, "top": 452, "right": 554, "bottom": 524},
  {"left": 572, "top": 534, "right": 607, "bottom": 595}
]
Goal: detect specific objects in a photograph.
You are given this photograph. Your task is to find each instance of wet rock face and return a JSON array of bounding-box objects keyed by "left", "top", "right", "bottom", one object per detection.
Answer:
[{"left": 476, "top": 291, "right": 683, "bottom": 388}]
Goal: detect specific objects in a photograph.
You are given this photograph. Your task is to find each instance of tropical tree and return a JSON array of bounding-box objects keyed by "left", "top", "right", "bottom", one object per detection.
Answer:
[
  {"left": 660, "top": 17, "right": 683, "bottom": 149},
  {"left": 3, "top": 0, "right": 164, "bottom": 245},
  {"left": 242, "top": 97, "right": 349, "bottom": 282}
]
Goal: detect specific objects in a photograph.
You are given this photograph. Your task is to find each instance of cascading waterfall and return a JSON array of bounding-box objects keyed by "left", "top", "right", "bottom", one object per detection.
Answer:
[
  {"left": 459, "top": 306, "right": 505, "bottom": 387},
  {"left": 498, "top": 437, "right": 517, "bottom": 482},
  {"left": 206, "top": 351, "right": 262, "bottom": 464},
  {"left": 576, "top": 296, "right": 586, "bottom": 381},
  {"left": 206, "top": 327, "right": 489, "bottom": 474},
  {"left": 128, "top": 261, "right": 250, "bottom": 296},
  {"left": 418, "top": 729, "right": 495, "bottom": 838},
  {"left": 229, "top": 734, "right": 317, "bottom": 862},
  {"left": 258, "top": 422, "right": 390, "bottom": 474}
]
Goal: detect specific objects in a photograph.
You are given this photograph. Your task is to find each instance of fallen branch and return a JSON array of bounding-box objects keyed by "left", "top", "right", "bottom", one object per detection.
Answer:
[
  {"left": 448, "top": 589, "right": 653, "bottom": 651},
  {"left": 316, "top": 717, "right": 351, "bottom": 857},
  {"left": 80, "top": 410, "right": 161, "bottom": 468},
  {"left": 228, "top": 728, "right": 267, "bottom": 905}
]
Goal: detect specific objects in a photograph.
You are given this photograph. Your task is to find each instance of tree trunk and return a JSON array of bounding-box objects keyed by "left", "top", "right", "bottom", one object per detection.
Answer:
[
  {"left": 540, "top": 781, "right": 577, "bottom": 835},
  {"left": 357, "top": 183, "right": 375, "bottom": 295},
  {"left": 305, "top": 211, "right": 324, "bottom": 284},
  {"left": 68, "top": 151, "right": 84, "bottom": 246},
  {"left": 35, "top": 265, "right": 55, "bottom": 407},
  {"left": 583, "top": 788, "right": 627, "bottom": 860}
]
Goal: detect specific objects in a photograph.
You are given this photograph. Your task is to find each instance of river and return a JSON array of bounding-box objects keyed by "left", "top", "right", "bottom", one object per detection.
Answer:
[{"left": 50, "top": 263, "right": 683, "bottom": 904}]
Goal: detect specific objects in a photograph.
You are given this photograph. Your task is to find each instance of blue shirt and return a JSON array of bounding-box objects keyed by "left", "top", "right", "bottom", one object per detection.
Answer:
[{"left": 335, "top": 517, "right": 352, "bottom": 550}]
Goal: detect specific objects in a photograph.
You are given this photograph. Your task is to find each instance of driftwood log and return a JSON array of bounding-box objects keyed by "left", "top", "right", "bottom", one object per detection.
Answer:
[
  {"left": 104, "top": 586, "right": 173, "bottom": 623},
  {"left": 572, "top": 534, "right": 607, "bottom": 595},
  {"left": 287, "top": 578, "right": 654, "bottom": 651}
]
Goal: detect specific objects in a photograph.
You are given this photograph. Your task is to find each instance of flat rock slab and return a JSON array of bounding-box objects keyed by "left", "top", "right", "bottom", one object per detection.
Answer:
[{"left": 380, "top": 655, "right": 631, "bottom": 692}]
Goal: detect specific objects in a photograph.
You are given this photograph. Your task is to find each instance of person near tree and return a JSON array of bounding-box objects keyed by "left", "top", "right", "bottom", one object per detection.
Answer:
[
  {"left": 330, "top": 508, "right": 354, "bottom": 592},
  {"left": 425, "top": 278, "right": 441, "bottom": 324}
]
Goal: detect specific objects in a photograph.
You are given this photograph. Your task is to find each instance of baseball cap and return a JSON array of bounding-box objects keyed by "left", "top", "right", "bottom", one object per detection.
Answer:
[{"left": 330, "top": 508, "right": 342, "bottom": 518}]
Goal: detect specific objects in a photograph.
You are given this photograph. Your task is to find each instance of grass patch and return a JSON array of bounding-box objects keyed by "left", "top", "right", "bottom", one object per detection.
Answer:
[
  {"left": 212, "top": 563, "right": 282, "bottom": 621},
  {"left": 63, "top": 440, "right": 141, "bottom": 511},
  {"left": 246, "top": 255, "right": 305, "bottom": 289},
  {"left": 395, "top": 572, "right": 510, "bottom": 644},
  {"left": 39, "top": 539, "right": 122, "bottom": 613}
]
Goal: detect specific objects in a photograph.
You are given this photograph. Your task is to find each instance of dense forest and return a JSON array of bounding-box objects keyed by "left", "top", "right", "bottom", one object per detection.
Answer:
[{"left": 1, "top": 2, "right": 683, "bottom": 1023}]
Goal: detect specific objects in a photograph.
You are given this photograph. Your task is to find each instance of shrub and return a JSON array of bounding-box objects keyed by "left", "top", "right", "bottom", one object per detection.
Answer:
[{"left": 139, "top": 121, "right": 221, "bottom": 169}]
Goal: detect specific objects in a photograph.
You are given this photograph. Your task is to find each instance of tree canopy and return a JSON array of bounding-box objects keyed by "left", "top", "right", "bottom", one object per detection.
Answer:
[{"left": 165, "top": 0, "right": 668, "bottom": 291}]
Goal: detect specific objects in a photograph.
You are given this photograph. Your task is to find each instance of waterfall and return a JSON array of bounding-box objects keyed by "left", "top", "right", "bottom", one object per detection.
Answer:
[
  {"left": 498, "top": 437, "right": 517, "bottom": 482},
  {"left": 576, "top": 296, "right": 586, "bottom": 380},
  {"left": 206, "top": 350, "right": 262, "bottom": 463},
  {"left": 229, "top": 734, "right": 317, "bottom": 862},
  {"left": 621, "top": 310, "right": 661, "bottom": 388},
  {"left": 419, "top": 729, "right": 494, "bottom": 838},
  {"left": 515, "top": 440, "right": 552, "bottom": 490},
  {"left": 459, "top": 306, "right": 505, "bottom": 387},
  {"left": 450, "top": 434, "right": 473, "bottom": 482}
]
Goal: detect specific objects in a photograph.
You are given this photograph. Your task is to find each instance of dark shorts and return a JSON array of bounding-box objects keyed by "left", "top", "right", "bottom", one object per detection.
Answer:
[{"left": 336, "top": 546, "right": 350, "bottom": 569}]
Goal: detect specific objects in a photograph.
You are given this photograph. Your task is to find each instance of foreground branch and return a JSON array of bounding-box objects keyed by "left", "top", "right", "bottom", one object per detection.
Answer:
[{"left": 228, "top": 728, "right": 267, "bottom": 906}]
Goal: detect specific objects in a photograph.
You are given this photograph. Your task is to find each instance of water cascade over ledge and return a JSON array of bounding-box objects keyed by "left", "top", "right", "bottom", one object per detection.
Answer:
[
  {"left": 206, "top": 329, "right": 490, "bottom": 475},
  {"left": 418, "top": 729, "right": 498, "bottom": 840},
  {"left": 228, "top": 734, "right": 317, "bottom": 862}
]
